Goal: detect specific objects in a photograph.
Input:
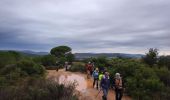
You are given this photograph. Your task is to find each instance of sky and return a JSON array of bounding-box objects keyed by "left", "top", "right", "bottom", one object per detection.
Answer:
[{"left": 0, "top": 0, "right": 170, "bottom": 55}]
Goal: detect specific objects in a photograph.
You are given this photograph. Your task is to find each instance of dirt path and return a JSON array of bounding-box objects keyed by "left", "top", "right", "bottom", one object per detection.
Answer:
[{"left": 47, "top": 69, "right": 131, "bottom": 100}]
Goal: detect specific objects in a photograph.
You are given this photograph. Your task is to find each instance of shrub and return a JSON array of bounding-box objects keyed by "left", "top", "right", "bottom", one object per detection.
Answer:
[
  {"left": 154, "top": 67, "right": 170, "bottom": 87},
  {"left": 41, "top": 55, "right": 56, "bottom": 66},
  {"left": 0, "top": 51, "right": 22, "bottom": 69},
  {"left": 69, "top": 62, "right": 86, "bottom": 73},
  {"left": 108, "top": 58, "right": 164, "bottom": 100},
  {"left": 32, "top": 56, "right": 43, "bottom": 64},
  {"left": 0, "top": 77, "right": 78, "bottom": 100},
  {"left": 17, "top": 60, "right": 45, "bottom": 76}
]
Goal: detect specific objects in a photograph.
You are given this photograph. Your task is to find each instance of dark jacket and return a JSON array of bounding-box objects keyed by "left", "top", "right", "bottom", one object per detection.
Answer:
[{"left": 100, "top": 75, "right": 110, "bottom": 89}]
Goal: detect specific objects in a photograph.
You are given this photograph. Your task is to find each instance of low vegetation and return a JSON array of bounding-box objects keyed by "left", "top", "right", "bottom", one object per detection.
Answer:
[
  {"left": 69, "top": 62, "right": 86, "bottom": 73},
  {"left": 0, "top": 50, "right": 78, "bottom": 100},
  {"left": 71, "top": 48, "right": 170, "bottom": 100},
  {"left": 0, "top": 78, "right": 78, "bottom": 100},
  {"left": 1, "top": 46, "right": 170, "bottom": 100}
]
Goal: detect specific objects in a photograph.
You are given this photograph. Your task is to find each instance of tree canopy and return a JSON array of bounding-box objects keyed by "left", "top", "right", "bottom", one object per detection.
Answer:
[
  {"left": 143, "top": 48, "right": 158, "bottom": 67},
  {"left": 50, "top": 46, "right": 75, "bottom": 64},
  {"left": 50, "top": 46, "right": 71, "bottom": 57}
]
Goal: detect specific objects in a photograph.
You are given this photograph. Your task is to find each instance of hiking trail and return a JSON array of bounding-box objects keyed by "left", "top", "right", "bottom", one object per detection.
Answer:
[{"left": 47, "top": 69, "right": 131, "bottom": 100}]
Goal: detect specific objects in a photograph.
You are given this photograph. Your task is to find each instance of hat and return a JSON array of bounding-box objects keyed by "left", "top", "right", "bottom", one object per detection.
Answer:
[
  {"left": 96, "top": 68, "right": 99, "bottom": 71},
  {"left": 115, "top": 73, "right": 120, "bottom": 76}
]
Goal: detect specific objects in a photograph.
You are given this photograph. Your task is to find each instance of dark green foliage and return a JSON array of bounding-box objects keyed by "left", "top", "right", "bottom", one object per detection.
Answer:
[
  {"left": 50, "top": 46, "right": 71, "bottom": 57},
  {"left": 154, "top": 67, "right": 170, "bottom": 87},
  {"left": 85, "top": 56, "right": 109, "bottom": 70},
  {"left": 69, "top": 62, "right": 86, "bottom": 72},
  {"left": 32, "top": 56, "right": 43, "bottom": 64},
  {"left": 66, "top": 53, "right": 75, "bottom": 62},
  {"left": 108, "top": 58, "right": 166, "bottom": 100},
  {"left": 0, "top": 60, "right": 45, "bottom": 86},
  {"left": 17, "top": 60, "right": 45, "bottom": 76},
  {"left": 142, "top": 48, "right": 158, "bottom": 67},
  {"left": 50, "top": 46, "right": 75, "bottom": 65},
  {"left": 0, "top": 78, "right": 78, "bottom": 100},
  {"left": 0, "top": 50, "right": 78, "bottom": 100},
  {"left": 0, "top": 51, "right": 22, "bottom": 68},
  {"left": 125, "top": 67, "right": 163, "bottom": 100},
  {"left": 41, "top": 55, "right": 56, "bottom": 66},
  {"left": 58, "top": 57, "right": 67, "bottom": 65},
  {"left": 158, "top": 56, "right": 170, "bottom": 69}
]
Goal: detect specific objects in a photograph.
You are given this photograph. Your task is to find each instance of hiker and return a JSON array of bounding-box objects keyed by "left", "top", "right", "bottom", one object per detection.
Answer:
[
  {"left": 67, "top": 62, "right": 72, "bottom": 70},
  {"left": 100, "top": 71, "right": 110, "bottom": 100},
  {"left": 56, "top": 61, "right": 59, "bottom": 71},
  {"left": 86, "top": 62, "right": 93, "bottom": 78},
  {"left": 65, "top": 61, "right": 68, "bottom": 71},
  {"left": 99, "top": 71, "right": 104, "bottom": 89},
  {"left": 115, "top": 73, "right": 123, "bottom": 100},
  {"left": 99, "top": 66, "right": 104, "bottom": 73},
  {"left": 92, "top": 68, "right": 99, "bottom": 89}
]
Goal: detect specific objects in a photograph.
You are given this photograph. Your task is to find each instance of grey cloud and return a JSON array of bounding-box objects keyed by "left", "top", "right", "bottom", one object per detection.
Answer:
[{"left": 0, "top": 0, "right": 170, "bottom": 54}]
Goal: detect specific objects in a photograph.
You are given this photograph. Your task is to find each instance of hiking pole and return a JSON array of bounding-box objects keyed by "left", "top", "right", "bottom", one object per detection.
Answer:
[{"left": 96, "top": 88, "right": 102, "bottom": 98}]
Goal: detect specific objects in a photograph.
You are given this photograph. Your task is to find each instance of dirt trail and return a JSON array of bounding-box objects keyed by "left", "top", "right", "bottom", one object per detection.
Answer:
[{"left": 47, "top": 69, "right": 131, "bottom": 100}]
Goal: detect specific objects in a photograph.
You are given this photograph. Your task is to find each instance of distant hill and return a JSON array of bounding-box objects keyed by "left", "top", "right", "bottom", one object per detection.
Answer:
[
  {"left": 0, "top": 50, "right": 49, "bottom": 56},
  {"left": 0, "top": 50, "right": 144, "bottom": 58},
  {"left": 74, "top": 53, "right": 144, "bottom": 60},
  {"left": 20, "top": 50, "right": 49, "bottom": 56}
]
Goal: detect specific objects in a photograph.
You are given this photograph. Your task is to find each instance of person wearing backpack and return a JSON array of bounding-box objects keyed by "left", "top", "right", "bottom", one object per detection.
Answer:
[
  {"left": 93, "top": 68, "right": 99, "bottom": 89},
  {"left": 98, "top": 71, "right": 104, "bottom": 89},
  {"left": 114, "top": 73, "right": 123, "bottom": 100},
  {"left": 86, "top": 62, "right": 93, "bottom": 78},
  {"left": 100, "top": 71, "right": 110, "bottom": 100}
]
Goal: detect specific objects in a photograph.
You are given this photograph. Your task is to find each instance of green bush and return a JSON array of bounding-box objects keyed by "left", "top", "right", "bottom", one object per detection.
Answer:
[
  {"left": 41, "top": 55, "right": 56, "bottom": 66},
  {"left": 154, "top": 67, "right": 170, "bottom": 87},
  {"left": 0, "top": 51, "right": 22, "bottom": 69},
  {"left": 32, "top": 56, "right": 43, "bottom": 64},
  {"left": 17, "top": 60, "right": 45, "bottom": 76},
  {"left": 69, "top": 62, "right": 86, "bottom": 73},
  {"left": 0, "top": 60, "right": 46, "bottom": 86},
  {"left": 0, "top": 78, "right": 78, "bottom": 100},
  {"left": 108, "top": 58, "right": 164, "bottom": 100}
]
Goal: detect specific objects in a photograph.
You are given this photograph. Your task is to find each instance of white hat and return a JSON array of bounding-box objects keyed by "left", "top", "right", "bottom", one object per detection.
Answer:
[{"left": 115, "top": 73, "right": 120, "bottom": 76}]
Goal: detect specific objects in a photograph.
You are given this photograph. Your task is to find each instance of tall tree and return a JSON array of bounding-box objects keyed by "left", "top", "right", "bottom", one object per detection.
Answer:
[
  {"left": 143, "top": 48, "right": 158, "bottom": 67},
  {"left": 50, "top": 46, "right": 71, "bottom": 57},
  {"left": 50, "top": 46, "right": 75, "bottom": 64}
]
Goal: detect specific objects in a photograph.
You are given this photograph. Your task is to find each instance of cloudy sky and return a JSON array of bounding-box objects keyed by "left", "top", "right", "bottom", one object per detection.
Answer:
[{"left": 0, "top": 0, "right": 170, "bottom": 54}]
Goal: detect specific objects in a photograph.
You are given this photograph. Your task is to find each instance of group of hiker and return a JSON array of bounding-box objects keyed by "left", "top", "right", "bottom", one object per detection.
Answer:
[{"left": 85, "top": 62, "right": 123, "bottom": 100}]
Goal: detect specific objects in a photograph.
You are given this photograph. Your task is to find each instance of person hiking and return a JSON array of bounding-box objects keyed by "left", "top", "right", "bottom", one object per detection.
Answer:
[
  {"left": 115, "top": 73, "right": 123, "bottom": 100},
  {"left": 93, "top": 68, "right": 99, "bottom": 89},
  {"left": 99, "top": 71, "right": 104, "bottom": 89},
  {"left": 65, "top": 61, "right": 68, "bottom": 71},
  {"left": 86, "top": 62, "right": 93, "bottom": 79},
  {"left": 56, "top": 61, "right": 59, "bottom": 71},
  {"left": 100, "top": 71, "right": 110, "bottom": 100}
]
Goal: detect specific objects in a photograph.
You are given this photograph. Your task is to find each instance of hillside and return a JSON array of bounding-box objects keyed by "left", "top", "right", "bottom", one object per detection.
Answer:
[{"left": 75, "top": 53, "right": 144, "bottom": 60}]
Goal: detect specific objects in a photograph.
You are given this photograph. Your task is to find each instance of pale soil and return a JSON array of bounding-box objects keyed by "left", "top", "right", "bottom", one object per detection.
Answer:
[{"left": 47, "top": 69, "right": 131, "bottom": 100}]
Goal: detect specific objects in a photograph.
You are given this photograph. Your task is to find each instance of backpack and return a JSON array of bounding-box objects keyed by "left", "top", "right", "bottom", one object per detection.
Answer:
[
  {"left": 115, "top": 78, "right": 123, "bottom": 89},
  {"left": 99, "top": 74, "right": 104, "bottom": 81},
  {"left": 93, "top": 71, "right": 99, "bottom": 78},
  {"left": 86, "top": 64, "right": 92, "bottom": 71}
]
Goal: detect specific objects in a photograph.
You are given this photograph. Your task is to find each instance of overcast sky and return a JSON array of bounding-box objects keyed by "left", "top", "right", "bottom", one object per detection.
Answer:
[{"left": 0, "top": 0, "right": 170, "bottom": 54}]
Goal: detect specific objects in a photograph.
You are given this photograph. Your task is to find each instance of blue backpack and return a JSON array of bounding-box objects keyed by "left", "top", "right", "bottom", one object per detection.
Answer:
[{"left": 93, "top": 71, "right": 99, "bottom": 78}]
